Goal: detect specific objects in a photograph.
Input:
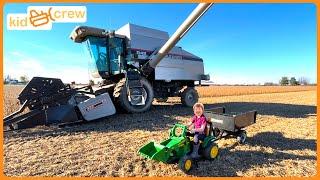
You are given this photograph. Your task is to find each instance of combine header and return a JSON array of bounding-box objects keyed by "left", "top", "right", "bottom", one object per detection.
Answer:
[{"left": 4, "top": 77, "right": 115, "bottom": 130}]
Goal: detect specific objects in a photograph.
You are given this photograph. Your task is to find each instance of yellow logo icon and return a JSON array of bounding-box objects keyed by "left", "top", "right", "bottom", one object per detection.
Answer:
[{"left": 29, "top": 7, "right": 55, "bottom": 27}]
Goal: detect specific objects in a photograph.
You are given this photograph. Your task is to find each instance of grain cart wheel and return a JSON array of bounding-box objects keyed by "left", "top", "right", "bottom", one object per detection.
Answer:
[
  {"left": 181, "top": 87, "right": 199, "bottom": 107},
  {"left": 203, "top": 142, "right": 219, "bottom": 160},
  {"left": 113, "top": 77, "right": 154, "bottom": 113},
  {"left": 237, "top": 131, "right": 247, "bottom": 144},
  {"left": 179, "top": 155, "right": 194, "bottom": 173}
]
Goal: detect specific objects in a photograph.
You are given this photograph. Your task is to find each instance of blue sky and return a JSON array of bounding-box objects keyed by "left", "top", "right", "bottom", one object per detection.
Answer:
[{"left": 3, "top": 3, "right": 316, "bottom": 84}]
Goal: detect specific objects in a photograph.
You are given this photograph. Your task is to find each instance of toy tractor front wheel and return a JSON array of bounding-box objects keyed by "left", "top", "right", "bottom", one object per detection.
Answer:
[
  {"left": 203, "top": 142, "right": 219, "bottom": 160},
  {"left": 179, "top": 155, "right": 194, "bottom": 173}
]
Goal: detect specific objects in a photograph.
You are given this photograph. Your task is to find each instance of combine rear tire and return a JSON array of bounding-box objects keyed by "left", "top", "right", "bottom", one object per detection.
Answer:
[
  {"left": 113, "top": 77, "right": 154, "bottom": 113},
  {"left": 181, "top": 87, "right": 199, "bottom": 107}
]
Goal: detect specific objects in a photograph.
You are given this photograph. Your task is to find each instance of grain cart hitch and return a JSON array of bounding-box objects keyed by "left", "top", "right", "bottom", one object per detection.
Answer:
[{"left": 4, "top": 77, "right": 116, "bottom": 131}]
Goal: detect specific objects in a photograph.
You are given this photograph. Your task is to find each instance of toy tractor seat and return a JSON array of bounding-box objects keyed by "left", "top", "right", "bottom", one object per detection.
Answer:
[{"left": 205, "top": 118, "right": 213, "bottom": 136}]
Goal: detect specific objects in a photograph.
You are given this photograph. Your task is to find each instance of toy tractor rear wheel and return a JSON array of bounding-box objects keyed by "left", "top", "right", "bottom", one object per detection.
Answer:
[
  {"left": 179, "top": 155, "right": 194, "bottom": 173},
  {"left": 203, "top": 142, "right": 219, "bottom": 160},
  {"left": 181, "top": 87, "right": 199, "bottom": 107}
]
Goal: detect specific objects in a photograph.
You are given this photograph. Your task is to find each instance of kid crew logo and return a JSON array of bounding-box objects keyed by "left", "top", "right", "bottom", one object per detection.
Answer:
[{"left": 7, "top": 6, "right": 87, "bottom": 30}]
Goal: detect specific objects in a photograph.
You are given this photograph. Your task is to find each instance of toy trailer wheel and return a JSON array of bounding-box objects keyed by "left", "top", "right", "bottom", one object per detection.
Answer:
[
  {"left": 203, "top": 142, "right": 219, "bottom": 160},
  {"left": 181, "top": 87, "right": 199, "bottom": 107},
  {"left": 237, "top": 131, "right": 247, "bottom": 144},
  {"left": 179, "top": 155, "right": 194, "bottom": 173}
]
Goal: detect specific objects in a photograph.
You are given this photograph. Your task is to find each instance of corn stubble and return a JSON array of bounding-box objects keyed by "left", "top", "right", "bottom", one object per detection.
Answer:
[{"left": 3, "top": 85, "right": 316, "bottom": 177}]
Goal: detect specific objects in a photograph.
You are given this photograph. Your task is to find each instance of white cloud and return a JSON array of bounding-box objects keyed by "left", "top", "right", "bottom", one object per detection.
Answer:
[
  {"left": 4, "top": 51, "right": 90, "bottom": 84},
  {"left": 4, "top": 55, "right": 45, "bottom": 79},
  {"left": 44, "top": 67, "right": 90, "bottom": 84}
]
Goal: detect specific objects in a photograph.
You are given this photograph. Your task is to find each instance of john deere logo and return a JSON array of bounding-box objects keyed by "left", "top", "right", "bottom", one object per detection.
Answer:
[{"left": 7, "top": 6, "right": 86, "bottom": 30}]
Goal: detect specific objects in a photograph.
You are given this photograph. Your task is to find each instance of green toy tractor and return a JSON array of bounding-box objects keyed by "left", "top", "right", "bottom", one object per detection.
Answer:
[{"left": 138, "top": 124, "right": 219, "bottom": 173}]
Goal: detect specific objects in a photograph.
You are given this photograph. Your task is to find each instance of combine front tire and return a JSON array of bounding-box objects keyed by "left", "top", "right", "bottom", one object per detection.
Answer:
[
  {"left": 113, "top": 77, "right": 154, "bottom": 113},
  {"left": 181, "top": 87, "right": 199, "bottom": 107}
]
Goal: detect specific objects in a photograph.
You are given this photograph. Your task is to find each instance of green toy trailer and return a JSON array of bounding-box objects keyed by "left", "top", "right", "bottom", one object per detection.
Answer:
[{"left": 138, "top": 124, "right": 219, "bottom": 173}]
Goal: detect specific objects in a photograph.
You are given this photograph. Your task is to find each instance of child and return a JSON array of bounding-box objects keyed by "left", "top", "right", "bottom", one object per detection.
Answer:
[{"left": 188, "top": 102, "right": 207, "bottom": 158}]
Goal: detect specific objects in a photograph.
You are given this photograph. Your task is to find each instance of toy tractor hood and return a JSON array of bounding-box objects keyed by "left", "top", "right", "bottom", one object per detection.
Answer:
[{"left": 70, "top": 26, "right": 112, "bottom": 43}]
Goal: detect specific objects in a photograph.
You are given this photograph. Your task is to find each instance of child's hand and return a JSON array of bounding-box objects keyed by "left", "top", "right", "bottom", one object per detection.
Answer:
[{"left": 190, "top": 129, "right": 195, "bottom": 134}]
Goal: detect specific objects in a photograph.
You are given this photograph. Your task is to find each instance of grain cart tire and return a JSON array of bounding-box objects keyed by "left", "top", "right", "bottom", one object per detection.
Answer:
[
  {"left": 155, "top": 97, "right": 168, "bottom": 103},
  {"left": 237, "top": 131, "right": 247, "bottom": 144},
  {"left": 113, "top": 77, "right": 154, "bottom": 113},
  {"left": 179, "top": 155, "right": 194, "bottom": 173},
  {"left": 203, "top": 142, "right": 219, "bottom": 160},
  {"left": 181, "top": 87, "right": 199, "bottom": 107}
]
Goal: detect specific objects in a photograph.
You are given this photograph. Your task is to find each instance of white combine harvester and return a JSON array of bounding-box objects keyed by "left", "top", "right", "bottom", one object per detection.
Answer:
[{"left": 4, "top": 3, "right": 213, "bottom": 130}]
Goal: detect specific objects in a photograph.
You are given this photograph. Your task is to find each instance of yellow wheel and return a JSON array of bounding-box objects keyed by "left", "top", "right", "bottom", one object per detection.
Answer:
[
  {"left": 210, "top": 144, "right": 219, "bottom": 158},
  {"left": 179, "top": 155, "right": 193, "bottom": 173},
  {"left": 185, "top": 159, "right": 192, "bottom": 171},
  {"left": 203, "top": 142, "right": 219, "bottom": 160}
]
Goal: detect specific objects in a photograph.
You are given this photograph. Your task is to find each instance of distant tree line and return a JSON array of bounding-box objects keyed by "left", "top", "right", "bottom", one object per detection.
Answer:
[
  {"left": 263, "top": 76, "right": 312, "bottom": 86},
  {"left": 278, "top": 76, "right": 311, "bottom": 86},
  {"left": 3, "top": 75, "right": 29, "bottom": 85}
]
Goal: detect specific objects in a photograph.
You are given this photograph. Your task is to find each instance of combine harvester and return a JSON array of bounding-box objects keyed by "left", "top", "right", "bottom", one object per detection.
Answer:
[{"left": 4, "top": 3, "right": 213, "bottom": 130}]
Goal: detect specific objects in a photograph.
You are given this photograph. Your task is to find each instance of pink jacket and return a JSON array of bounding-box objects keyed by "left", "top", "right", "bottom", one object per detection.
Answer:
[{"left": 191, "top": 114, "right": 207, "bottom": 133}]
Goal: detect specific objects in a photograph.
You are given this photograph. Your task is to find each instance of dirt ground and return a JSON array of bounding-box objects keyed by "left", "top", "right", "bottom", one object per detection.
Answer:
[{"left": 3, "top": 90, "right": 317, "bottom": 177}]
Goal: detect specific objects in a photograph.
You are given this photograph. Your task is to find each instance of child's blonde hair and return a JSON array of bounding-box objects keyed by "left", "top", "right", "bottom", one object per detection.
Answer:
[{"left": 193, "top": 102, "right": 204, "bottom": 111}]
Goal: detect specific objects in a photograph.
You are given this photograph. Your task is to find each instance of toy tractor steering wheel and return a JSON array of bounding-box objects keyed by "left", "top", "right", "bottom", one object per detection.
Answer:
[{"left": 170, "top": 124, "right": 187, "bottom": 138}]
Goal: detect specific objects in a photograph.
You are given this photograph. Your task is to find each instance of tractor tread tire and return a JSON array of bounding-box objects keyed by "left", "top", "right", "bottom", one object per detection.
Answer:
[
  {"left": 113, "top": 78, "right": 126, "bottom": 112},
  {"left": 113, "top": 77, "right": 153, "bottom": 113}
]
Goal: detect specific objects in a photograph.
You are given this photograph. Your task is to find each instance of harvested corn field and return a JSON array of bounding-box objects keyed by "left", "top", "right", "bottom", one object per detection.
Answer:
[
  {"left": 196, "top": 85, "right": 316, "bottom": 97},
  {"left": 3, "top": 86, "right": 317, "bottom": 177}
]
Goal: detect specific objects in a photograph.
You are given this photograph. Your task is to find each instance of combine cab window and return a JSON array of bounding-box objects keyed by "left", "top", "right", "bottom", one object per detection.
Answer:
[
  {"left": 109, "top": 37, "right": 125, "bottom": 73},
  {"left": 85, "top": 37, "right": 108, "bottom": 75}
]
